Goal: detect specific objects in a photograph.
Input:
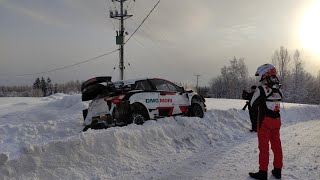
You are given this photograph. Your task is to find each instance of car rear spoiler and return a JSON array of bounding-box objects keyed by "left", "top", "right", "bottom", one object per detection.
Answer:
[
  {"left": 81, "top": 76, "right": 116, "bottom": 101},
  {"left": 81, "top": 76, "right": 112, "bottom": 92}
]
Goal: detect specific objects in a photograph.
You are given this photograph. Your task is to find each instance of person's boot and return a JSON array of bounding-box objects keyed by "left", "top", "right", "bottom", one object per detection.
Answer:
[
  {"left": 271, "top": 168, "right": 281, "bottom": 179},
  {"left": 249, "top": 170, "right": 268, "bottom": 180}
]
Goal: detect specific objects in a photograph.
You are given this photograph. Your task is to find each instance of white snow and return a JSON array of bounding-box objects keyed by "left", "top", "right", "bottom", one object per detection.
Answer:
[{"left": 0, "top": 94, "right": 319, "bottom": 179}]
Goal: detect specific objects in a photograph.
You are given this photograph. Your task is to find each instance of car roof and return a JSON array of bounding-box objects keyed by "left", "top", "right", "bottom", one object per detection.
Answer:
[
  {"left": 113, "top": 78, "right": 149, "bottom": 86},
  {"left": 113, "top": 78, "right": 177, "bottom": 87}
]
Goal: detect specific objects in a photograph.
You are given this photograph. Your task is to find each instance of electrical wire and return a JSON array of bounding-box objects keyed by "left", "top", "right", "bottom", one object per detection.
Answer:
[
  {"left": 124, "top": 0, "right": 160, "bottom": 45},
  {"left": 131, "top": 5, "right": 170, "bottom": 47},
  {"left": 2, "top": 0, "right": 159, "bottom": 79},
  {"left": 128, "top": 18, "right": 161, "bottom": 49},
  {"left": 15, "top": 49, "right": 119, "bottom": 77}
]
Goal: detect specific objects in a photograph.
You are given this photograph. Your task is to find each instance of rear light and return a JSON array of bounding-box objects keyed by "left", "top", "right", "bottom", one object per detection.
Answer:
[
  {"left": 112, "top": 99, "right": 121, "bottom": 103},
  {"left": 104, "top": 95, "right": 125, "bottom": 103}
]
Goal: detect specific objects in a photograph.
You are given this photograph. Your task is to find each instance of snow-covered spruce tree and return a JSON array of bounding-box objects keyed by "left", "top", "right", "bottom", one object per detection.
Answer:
[
  {"left": 32, "top": 77, "right": 43, "bottom": 97},
  {"left": 40, "top": 77, "right": 47, "bottom": 97},
  {"left": 46, "top": 77, "right": 53, "bottom": 96}
]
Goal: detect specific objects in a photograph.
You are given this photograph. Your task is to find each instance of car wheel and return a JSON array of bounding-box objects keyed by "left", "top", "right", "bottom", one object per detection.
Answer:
[
  {"left": 132, "top": 113, "right": 146, "bottom": 125},
  {"left": 131, "top": 103, "right": 149, "bottom": 125},
  {"left": 190, "top": 102, "right": 205, "bottom": 118}
]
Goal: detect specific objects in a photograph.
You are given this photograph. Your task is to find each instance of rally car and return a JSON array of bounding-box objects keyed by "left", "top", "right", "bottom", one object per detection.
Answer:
[{"left": 81, "top": 77, "right": 206, "bottom": 131}]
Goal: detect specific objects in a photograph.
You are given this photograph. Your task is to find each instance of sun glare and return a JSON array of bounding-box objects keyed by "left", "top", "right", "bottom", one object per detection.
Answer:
[{"left": 300, "top": 2, "right": 320, "bottom": 55}]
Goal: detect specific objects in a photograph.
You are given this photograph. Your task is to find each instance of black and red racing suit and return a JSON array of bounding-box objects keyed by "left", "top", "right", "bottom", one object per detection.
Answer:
[{"left": 250, "top": 84, "right": 283, "bottom": 171}]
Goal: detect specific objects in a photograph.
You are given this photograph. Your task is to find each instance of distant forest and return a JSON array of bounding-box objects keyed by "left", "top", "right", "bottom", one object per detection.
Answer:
[
  {"left": 1, "top": 46, "right": 320, "bottom": 105},
  {"left": 0, "top": 77, "right": 81, "bottom": 97}
]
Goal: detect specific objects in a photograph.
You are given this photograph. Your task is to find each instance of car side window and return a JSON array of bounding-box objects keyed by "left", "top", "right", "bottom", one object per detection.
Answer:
[
  {"left": 134, "top": 80, "right": 152, "bottom": 90},
  {"left": 166, "top": 82, "right": 178, "bottom": 92},
  {"left": 150, "top": 79, "right": 181, "bottom": 92},
  {"left": 150, "top": 79, "right": 171, "bottom": 91}
]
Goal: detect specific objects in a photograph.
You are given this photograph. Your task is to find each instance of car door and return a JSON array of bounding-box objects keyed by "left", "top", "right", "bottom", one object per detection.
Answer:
[
  {"left": 165, "top": 81, "right": 189, "bottom": 115},
  {"left": 150, "top": 79, "right": 188, "bottom": 116},
  {"left": 131, "top": 80, "right": 160, "bottom": 111},
  {"left": 149, "top": 79, "right": 175, "bottom": 116}
]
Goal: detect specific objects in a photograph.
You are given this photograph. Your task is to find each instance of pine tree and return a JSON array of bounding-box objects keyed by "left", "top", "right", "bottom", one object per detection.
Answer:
[
  {"left": 47, "top": 77, "right": 53, "bottom": 96},
  {"left": 32, "top": 78, "right": 43, "bottom": 97},
  {"left": 40, "top": 77, "right": 47, "bottom": 97},
  {"left": 33, "top": 78, "right": 41, "bottom": 90}
]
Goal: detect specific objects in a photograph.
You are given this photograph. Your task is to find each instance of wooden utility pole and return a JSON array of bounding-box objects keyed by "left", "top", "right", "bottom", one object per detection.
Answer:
[
  {"left": 195, "top": 74, "right": 201, "bottom": 92},
  {"left": 110, "top": 0, "right": 133, "bottom": 80}
]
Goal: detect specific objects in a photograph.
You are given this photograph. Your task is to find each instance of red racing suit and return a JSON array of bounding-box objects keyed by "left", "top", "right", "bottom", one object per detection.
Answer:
[{"left": 250, "top": 84, "right": 283, "bottom": 171}]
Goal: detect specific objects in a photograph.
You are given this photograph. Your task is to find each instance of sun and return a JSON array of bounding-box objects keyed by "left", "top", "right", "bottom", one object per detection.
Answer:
[{"left": 299, "top": 2, "right": 320, "bottom": 55}]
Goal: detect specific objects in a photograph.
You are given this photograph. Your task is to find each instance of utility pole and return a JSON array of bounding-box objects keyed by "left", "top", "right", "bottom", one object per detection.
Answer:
[
  {"left": 195, "top": 74, "right": 200, "bottom": 93},
  {"left": 110, "top": 0, "right": 133, "bottom": 80}
]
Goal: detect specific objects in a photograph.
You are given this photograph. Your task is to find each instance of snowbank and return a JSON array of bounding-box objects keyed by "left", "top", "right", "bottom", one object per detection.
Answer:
[{"left": 0, "top": 95, "right": 320, "bottom": 179}]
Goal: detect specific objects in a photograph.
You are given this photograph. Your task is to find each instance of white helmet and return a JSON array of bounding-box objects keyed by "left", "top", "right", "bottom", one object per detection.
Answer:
[{"left": 255, "top": 64, "right": 277, "bottom": 82}]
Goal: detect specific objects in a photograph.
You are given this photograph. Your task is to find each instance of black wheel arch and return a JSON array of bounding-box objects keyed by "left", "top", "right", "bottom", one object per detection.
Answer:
[
  {"left": 188, "top": 95, "right": 206, "bottom": 118},
  {"left": 130, "top": 102, "right": 150, "bottom": 119},
  {"left": 191, "top": 95, "right": 205, "bottom": 104}
]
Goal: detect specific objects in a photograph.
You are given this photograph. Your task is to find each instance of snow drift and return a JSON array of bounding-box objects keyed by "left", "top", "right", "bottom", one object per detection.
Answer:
[{"left": 0, "top": 94, "right": 319, "bottom": 179}]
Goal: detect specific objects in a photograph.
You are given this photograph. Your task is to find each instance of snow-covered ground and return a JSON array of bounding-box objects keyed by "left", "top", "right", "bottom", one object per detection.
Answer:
[{"left": 0, "top": 94, "right": 319, "bottom": 180}]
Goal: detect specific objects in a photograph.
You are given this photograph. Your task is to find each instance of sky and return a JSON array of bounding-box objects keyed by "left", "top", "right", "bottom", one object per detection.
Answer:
[{"left": 1, "top": 0, "right": 320, "bottom": 86}]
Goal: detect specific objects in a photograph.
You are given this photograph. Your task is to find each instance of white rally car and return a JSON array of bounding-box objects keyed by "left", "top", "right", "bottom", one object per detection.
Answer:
[{"left": 81, "top": 77, "right": 206, "bottom": 131}]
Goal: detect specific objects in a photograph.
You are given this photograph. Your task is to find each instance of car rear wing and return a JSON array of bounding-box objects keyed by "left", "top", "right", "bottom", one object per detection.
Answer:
[{"left": 81, "top": 76, "right": 117, "bottom": 101}]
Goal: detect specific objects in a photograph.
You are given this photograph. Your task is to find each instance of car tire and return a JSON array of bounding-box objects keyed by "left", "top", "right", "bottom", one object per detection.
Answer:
[
  {"left": 131, "top": 103, "right": 149, "bottom": 125},
  {"left": 132, "top": 113, "right": 146, "bottom": 125},
  {"left": 189, "top": 102, "right": 205, "bottom": 118}
]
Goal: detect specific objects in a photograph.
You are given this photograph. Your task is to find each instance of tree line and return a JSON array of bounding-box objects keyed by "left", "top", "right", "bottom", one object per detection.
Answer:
[
  {"left": 204, "top": 46, "right": 320, "bottom": 104},
  {"left": 0, "top": 78, "right": 81, "bottom": 97}
]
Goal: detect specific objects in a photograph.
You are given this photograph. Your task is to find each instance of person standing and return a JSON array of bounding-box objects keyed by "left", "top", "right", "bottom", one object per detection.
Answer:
[
  {"left": 242, "top": 85, "right": 258, "bottom": 132},
  {"left": 249, "top": 64, "right": 283, "bottom": 180}
]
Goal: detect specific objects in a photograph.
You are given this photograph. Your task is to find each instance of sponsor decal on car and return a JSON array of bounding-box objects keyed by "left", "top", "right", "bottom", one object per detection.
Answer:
[
  {"left": 146, "top": 99, "right": 159, "bottom": 103},
  {"left": 146, "top": 98, "right": 173, "bottom": 103},
  {"left": 160, "top": 99, "right": 172, "bottom": 103}
]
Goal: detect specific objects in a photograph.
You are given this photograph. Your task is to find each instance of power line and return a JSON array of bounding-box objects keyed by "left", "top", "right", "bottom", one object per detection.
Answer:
[
  {"left": 14, "top": 48, "right": 119, "bottom": 77},
  {"left": 1, "top": 1, "right": 159, "bottom": 79},
  {"left": 128, "top": 18, "right": 161, "bottom": 49},
  {"left": 124, "top": 0, "right": 160, "bottom": 45},
  {"left": 130, "top": 6, "right": 169, "bottom": 47}
]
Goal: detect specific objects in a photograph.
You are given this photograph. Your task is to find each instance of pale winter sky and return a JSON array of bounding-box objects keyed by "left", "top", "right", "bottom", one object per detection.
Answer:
[{"left": 1, "top": 0, "right": 320, "bottom": 86}]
